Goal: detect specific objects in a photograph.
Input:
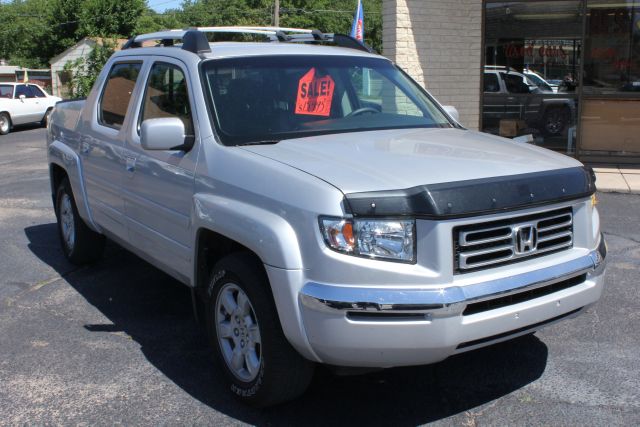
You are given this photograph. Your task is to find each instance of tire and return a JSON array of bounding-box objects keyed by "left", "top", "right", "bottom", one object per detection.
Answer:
[
  {"left": 542, "top": 107, "right": 569, "bottom": 136},
  {"left": 55, "top": 177, "right": 105, "bottom": 264},
  {"left": 41, "top": 108, "right": 52, "bottom": 127},
  {"left": 0, "top": 112, "right": 10, "bottom": 135},
  {"left": 205, "top": 253, "right": 315, "bottom": 407}
]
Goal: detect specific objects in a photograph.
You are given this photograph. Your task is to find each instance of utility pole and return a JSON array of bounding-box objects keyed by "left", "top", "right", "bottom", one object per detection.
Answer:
[{"left": 274, "top": 0, "right": 280, "bottom": 27}]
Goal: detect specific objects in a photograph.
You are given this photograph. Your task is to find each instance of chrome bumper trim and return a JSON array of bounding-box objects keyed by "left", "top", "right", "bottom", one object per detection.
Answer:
[{"left": 300, "top": 235, "right": 606, "bottom": 316}]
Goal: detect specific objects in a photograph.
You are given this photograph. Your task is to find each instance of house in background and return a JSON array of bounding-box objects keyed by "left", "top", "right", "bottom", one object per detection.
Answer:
[
  {"left": 0, "top": 62, "right": 20, "bottom": 82},
  {"left": 49, "top": 37, "right": 127, "bottom": 98}
]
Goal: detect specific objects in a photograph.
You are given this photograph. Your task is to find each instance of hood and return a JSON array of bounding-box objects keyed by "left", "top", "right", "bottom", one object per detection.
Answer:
[{"left": 240, "top": 127, "right": 582, "bottom": 194}]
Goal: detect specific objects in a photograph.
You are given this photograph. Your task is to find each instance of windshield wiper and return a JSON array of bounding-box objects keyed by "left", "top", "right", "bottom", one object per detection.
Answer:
[{"left": 236, "top": 139, "right": 281, "bottom": 146}]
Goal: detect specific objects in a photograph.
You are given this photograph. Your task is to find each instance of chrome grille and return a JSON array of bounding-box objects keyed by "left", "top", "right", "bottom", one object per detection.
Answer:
[{"left": 454, "top": 208, "right": 573, "bottom": 273}]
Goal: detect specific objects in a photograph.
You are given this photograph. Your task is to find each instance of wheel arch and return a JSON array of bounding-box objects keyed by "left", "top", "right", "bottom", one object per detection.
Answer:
[
  {"left": 48, "top": 140, "right": 100, "bottom": 232},
  {"left": 194, "top": 228, "right": 266, "bottom": 299}
]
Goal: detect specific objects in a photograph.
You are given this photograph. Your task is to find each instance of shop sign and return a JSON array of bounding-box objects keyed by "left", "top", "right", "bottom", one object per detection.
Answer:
[{"left": 505, "top": 43, "right": 567, "bottom": 59}]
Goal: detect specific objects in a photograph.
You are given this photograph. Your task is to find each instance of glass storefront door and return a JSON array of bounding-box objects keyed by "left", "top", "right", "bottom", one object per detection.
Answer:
[
  {"left": 483, "top": 1, "right": 583, "bottom": 153},
  {"left": 581, "top": 0, "right": 640, "bottom": 156}
]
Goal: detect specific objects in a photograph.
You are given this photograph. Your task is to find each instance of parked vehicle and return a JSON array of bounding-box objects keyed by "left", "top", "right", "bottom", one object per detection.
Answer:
[
  {"left": 483, "top": 66, "right": 575, "bottom": 136},
  {"left": 523, "top": 69, "right": 557, "bottom": 93},
  {"left": 0, "top": 82, "right": 61, "bottom": 135},
  {"left": 47, "top": 27, "right": 606, "bottom": 407}
]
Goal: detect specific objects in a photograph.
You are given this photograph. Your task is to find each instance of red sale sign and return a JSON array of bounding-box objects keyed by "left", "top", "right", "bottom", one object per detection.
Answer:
[{"left": 295, "top": 68, "right": 334, "bottom": 117}]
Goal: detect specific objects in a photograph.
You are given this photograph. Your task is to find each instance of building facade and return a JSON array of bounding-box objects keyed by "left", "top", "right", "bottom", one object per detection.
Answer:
[
  {"left": 384, "top": 0, "right": 640, "bottom": 163},
  {"left": 49, "top": 38, "right": 127, "bottom": 98}
]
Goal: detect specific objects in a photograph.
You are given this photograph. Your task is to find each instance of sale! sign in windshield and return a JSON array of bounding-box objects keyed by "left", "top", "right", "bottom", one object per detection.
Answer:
[{"left": 295, "top": 68, "right": 335, "bottom": 117}]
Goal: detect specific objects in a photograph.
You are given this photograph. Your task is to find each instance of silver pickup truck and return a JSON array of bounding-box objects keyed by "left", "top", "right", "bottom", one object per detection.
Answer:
[{"left": 47, "top": 27, "right": 607, "bottom": 407}]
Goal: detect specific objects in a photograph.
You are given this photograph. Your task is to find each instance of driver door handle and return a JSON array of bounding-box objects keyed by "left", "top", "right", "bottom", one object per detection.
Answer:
[{"left": 125, "top": 156, "right": 136, "bottom": 173}]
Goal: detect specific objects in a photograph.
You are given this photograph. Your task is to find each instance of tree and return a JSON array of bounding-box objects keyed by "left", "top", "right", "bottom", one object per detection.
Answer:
[
  {"left": 177, "top": 0, "right": 382, "bottom": 52},
  {"left": 64, "top": 40, "right": 115, "bottom": 98},
  {"left": 279, "top": 0, "right": 382, "bottom": 52},
  {"left": 45, "top": 0, "right": 83, "bottom": 58},
  {"left": 135, "top": 7, "right": 186, "bottom": 35},
  {"left": 78, "top": 0, "right": 145, "bottom": 38},
  {"left": 0, "top": 0, "right": 53, "bottom": 67}
]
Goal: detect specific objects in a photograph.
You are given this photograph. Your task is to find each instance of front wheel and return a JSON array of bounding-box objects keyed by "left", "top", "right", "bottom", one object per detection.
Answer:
[
  {"left": 55, "top": 178, "right": 105, "bottom": 264},
  {"left": 205, "top": 253, "right": 315, "bottom": 407},
  {"left": 41, "top": 108, "right": 52, "bottom": 127},
  {"left": 0, "top": 112, "right": 10, "bottom": 135}
]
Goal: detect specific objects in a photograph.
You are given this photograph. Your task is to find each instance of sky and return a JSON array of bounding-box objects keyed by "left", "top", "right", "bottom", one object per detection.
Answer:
[{"left": 148, "top": 0, "right": 182, "bottom": 12}]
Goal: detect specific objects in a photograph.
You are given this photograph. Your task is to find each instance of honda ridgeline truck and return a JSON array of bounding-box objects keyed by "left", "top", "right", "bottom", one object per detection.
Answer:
[{"left": 46, "top": 27, "right": 607, "bottom": 407}]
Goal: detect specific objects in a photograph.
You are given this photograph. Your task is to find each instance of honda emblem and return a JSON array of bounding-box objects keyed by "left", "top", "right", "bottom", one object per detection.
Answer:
[{"left": 515, "top": 224, "right": 538, "bottom": 254}]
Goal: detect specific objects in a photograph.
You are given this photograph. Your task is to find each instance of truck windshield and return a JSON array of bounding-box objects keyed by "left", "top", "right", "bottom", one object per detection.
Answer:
[{"left": 202, "top": 55, "right": 453, "bottom": 145}]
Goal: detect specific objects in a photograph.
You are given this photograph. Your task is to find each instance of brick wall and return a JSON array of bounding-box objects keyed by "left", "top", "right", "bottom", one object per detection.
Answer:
[{"left": 383, "top": 0, "right": 483, "bottom": 130}]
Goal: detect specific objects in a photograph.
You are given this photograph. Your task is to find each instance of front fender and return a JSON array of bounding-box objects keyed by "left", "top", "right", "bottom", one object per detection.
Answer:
[
  {"left": 192, "top": 193, "right": 303, "bottom": 269},
  {"left": 48, "top": 140, "right": 100, "bottom": 232}
]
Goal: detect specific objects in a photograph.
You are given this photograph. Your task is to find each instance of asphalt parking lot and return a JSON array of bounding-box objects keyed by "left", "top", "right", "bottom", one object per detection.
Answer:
[{"left": 1, "top": 126, "right": 639, "bottom": 425}]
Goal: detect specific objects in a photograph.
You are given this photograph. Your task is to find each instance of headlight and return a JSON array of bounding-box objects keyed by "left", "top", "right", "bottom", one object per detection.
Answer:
[{"left": 320, "top": 217, "right": 415, "bottom": 263}]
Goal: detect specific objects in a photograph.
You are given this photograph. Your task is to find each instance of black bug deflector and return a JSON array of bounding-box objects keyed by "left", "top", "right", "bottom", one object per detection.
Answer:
[{"left": 343, "top": 166, "right": 596, "bottom": 219}]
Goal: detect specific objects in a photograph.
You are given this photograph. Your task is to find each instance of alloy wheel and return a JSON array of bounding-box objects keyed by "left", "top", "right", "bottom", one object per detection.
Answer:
[
  {"left": 60, "top": 193, "right": 75, "bottom": 250},
  {"left": 215, "top": 283, "right": 262, "bottom": 382},
  {"left": 0, "top": 115, "right": 8, "bottom": 134}
]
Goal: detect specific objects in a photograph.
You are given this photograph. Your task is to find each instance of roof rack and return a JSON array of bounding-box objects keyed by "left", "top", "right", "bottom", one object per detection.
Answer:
[{"left": 121, "top": 26, "right": 375, "bottom": 56}]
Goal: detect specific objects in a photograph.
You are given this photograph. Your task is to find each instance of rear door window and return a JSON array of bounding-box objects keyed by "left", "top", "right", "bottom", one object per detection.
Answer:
[
  {"left": 99, "top": 62, "right": 142, "bottom": 129},
  {"left": 0, "top": 85, "right": 13, "bottom": 99}
]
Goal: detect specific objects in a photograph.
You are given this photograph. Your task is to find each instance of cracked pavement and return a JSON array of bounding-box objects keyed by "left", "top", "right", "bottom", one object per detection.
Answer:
[{"left": 0, "top": 127, "right": 639, "bottom": 425}]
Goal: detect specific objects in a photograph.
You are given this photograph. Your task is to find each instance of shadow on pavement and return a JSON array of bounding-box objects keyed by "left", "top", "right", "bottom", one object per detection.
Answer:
[
  {"left": 5, "top": 123, "right": 44, "bottom": 134},
  {"left": 25, "top": 222, "right": 549, "bottom": 426}
]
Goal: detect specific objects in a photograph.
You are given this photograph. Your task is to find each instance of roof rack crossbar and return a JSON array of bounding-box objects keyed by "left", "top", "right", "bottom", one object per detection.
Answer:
[{"left": 122, "top": 27, "right": 375, "bottom": 55}]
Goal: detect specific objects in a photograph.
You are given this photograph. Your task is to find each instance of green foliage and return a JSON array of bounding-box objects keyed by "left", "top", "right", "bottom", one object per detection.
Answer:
[
  {"left": 176, "top": 0, "right": 382, "bottom": 51},
  {"left": 0, "top": 0, "right": 383, "bottom": 70},
  {"left": 135, "top": 8, "right": 186, "bottom": 35},
  {"left": 45, "top": 0, "right": 83, "bottom": 58},
  {"left": 78, "top": 0, "right": 146, "bottom": 38},
  {"left": 279, "top": 0, "right": 382, "bottom": 52},
  {"left": 0, "top": 0, "right": 51, "bottom": 67},
  {"left": 63, "top": 40, "right": 115, "bottom": 98}
]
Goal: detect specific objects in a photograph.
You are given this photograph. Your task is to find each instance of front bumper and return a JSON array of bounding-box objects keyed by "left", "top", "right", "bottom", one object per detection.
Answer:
[{"left": 298, "top": 235, "right": 607, "bottom": 368}]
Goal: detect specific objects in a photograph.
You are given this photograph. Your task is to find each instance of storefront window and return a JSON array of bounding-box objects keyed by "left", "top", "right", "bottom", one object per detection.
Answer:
[
  {"left": 483, "top": 1, "right": 583, "bottom": 153},
  {"left": 580, "top": 1, "right": 640, "bottom": 155},
  {"left": 584, "top": 1, "right": 640, "bottom": 95}
]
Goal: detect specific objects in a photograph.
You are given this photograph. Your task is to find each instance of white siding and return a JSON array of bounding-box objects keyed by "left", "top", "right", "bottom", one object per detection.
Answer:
[
  {"left": 50, "top": 39, "right": 96, "bottom": 98},
  {"left": 383, "top": 0, "right": 483, "bottom": 130}
]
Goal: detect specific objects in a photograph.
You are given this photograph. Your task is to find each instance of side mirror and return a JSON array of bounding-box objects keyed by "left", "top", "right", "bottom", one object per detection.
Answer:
[
  {"left": 140, "top": 117, "right": 190, "bottom": 151},
  {"left": 443, "top": 105, "right": 460, "bottom": 122},
  {"left": 19, "top": 94, "right": 26, "bottom": 101}
]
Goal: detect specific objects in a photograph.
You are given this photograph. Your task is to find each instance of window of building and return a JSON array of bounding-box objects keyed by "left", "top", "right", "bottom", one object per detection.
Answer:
[
  {"left": 139, "top": 62, "right": 194, "bottom": 137},
  {"left": 583, "top": 1, "right": 640, "bottom": 95},
  {"left": 483, "top": 1, "right": 582, "bottom": 153},
  {"left": 99, "top": 62, "right": 142, "bottom": 129}
]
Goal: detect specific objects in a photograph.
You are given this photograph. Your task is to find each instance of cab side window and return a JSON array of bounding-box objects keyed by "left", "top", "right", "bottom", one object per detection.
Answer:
[
  {"left": 15, "top": 85, "right": 35, "bottom": 98},
  {"left": 139, "top": 62, "right": 194, "bottom": 137},
  {"left": 99, "top": 62, "right": 142, "bottom": 129},
  {"left": 484, "top": 73, "right": 500, "bottom": 92},
  {"left": 502, "top": 73, "right": 530, "bottom": 94}
]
